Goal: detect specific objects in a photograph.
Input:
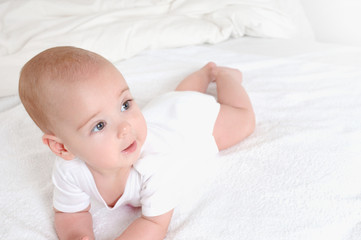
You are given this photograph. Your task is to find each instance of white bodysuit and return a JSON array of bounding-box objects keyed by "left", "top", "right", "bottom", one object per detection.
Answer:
[{"left": 52, "top": 91, "right": 220, "bottom": 217}]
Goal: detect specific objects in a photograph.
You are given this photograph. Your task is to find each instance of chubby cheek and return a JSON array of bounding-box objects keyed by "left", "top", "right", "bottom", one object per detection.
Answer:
[
  {"left": 135, "top": 114, "right": 147, "bottom": 145},
  {"left": 69, "top": 135, "right": 112, "bottom": 161},
  {"left": 83, "top": 140, "right": 118, "bottom": 167}
]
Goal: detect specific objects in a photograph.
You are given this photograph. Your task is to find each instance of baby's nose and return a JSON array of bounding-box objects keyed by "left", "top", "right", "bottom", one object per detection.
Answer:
[{"left": 117, "top": 121, "right": 131, "bottom": 138}]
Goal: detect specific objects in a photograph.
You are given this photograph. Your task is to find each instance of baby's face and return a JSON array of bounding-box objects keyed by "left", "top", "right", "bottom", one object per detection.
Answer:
[{"left": 51, "top": 63, "right": 147, "bottom": 174}]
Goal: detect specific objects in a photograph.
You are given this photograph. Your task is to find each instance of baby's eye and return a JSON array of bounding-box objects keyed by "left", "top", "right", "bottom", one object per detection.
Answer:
[
  {"left": 121, "top": 100, "right": 132, "bottom": 112},
  {"left": 92, "top": 121, "right": 106, "bottom": 133}
]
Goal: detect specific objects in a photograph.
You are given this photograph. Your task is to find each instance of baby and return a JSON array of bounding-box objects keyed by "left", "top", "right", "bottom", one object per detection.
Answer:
[{"left": 18, "top": 46, "right": 255, "bottom": 240}]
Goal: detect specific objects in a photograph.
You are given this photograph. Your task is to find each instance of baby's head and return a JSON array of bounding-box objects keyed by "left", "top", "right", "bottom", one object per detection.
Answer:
[
  {"left": 19, "top": 47, "right": 147, "bottom": 169},
  {"left": 19, "top": 46, "right": 109, "bottom": 134}
]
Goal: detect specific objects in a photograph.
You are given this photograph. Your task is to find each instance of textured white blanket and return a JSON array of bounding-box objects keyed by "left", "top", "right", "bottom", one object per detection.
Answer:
[{"left": 1, "top": 38, "right": 361, "bottom": 240}]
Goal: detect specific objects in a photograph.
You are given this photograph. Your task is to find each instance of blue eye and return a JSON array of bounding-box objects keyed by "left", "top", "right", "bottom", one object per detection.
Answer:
[
  {"left": 121, "top": 100, "right": 131, "bottom": 112},
  {"left": 92, "top": 121, "right": 106, "bottom": 133}
]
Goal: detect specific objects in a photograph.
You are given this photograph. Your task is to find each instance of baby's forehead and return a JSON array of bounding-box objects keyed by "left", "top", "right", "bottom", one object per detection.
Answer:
[
  {"left": 44, "top": 63, "right": 128, "bottom": 121},
  {"left": 45, "top": 58, "right": 125, "bottom": 95}
]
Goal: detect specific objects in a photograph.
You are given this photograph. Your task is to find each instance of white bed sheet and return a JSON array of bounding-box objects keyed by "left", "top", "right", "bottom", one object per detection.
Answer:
[{"left": 1, "top": 37, "right": 361, "bottom": 240}]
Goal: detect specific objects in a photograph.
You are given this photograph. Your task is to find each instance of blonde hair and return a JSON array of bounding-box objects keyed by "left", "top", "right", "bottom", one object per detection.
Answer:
[{"left": 19, "top": 46, "right": 109, "bottom": 134}]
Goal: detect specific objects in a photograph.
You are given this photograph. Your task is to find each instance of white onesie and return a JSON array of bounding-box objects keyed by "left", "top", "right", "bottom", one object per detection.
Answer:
[{"left": 52, "top": 91, "right": 220, "bottom": 217}]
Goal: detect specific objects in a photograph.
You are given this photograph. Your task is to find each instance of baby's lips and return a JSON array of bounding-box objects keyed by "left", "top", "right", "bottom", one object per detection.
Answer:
[{"left": 121, "top": 141, "right": 137, "bottom": 154}]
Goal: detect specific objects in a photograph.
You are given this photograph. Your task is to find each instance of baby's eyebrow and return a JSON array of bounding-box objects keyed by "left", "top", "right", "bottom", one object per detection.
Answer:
[
  {"left": 77, "top": 110, "right": 101, "bottom": 131},
  {"left": 117, "top": 87, "right": 130, "bottom": 97},
  {"left": 76, "top": 87, "right": 130, "bottom": 131}
]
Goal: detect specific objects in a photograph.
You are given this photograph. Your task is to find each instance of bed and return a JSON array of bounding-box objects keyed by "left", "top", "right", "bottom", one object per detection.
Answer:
[{"left": 1, "top": 0, "right": 361, "bottom": 239}]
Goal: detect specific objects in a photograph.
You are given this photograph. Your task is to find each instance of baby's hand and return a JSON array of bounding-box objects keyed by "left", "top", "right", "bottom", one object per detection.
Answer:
[{"left": 80, "top": 236, "right": 91, "bottom": 240}]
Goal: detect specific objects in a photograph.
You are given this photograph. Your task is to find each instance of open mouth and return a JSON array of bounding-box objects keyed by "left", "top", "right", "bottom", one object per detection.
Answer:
[{"left": 122, "top": 141, "right": 137, "bottom": 154}]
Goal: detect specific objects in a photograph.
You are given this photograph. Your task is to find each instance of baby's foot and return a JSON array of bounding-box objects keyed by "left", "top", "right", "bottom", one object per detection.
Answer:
[
  {"left": 200, "top": 62, "right": 218, "bottom": 83},
  {"left": 175, "top": 61, "right": 218, "bottom": 92}
]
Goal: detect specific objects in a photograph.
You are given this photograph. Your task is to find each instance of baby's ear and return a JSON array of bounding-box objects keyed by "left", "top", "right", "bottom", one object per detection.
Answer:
[{"left": 42, "top": 134, "right": 75, "bottom": 160}]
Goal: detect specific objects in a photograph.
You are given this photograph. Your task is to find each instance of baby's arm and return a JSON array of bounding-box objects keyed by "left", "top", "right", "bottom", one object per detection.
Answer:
[
  {"left": 54, "top": 206, "right": 94, "bottom": 240},
  {"left": 116, "top": 209, "right": 173, "bottom": 240}
]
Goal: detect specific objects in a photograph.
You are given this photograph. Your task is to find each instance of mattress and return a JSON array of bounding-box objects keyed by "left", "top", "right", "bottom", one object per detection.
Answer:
[{"left": 1, "top": 37, "right": 361, "bottom": 240}]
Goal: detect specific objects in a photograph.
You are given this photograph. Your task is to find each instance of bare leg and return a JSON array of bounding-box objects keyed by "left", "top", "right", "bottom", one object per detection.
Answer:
[
  {"left": 175, "top": 62, "right": 217, "bottom": 93},
  {"left": 215, "top": 67, "right": 253, "bottom": 110},
  {"left": 213, "top": 67, "right": 255, "bottom": 150},
  {"left": 176, "top": 62, "right": 255, "bottom": 150}
]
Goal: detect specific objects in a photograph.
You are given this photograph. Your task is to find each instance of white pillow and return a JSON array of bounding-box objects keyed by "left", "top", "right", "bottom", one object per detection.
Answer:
[
  {"left": 275, "top": 0, "right": 315, "bottom": 39},
  {"left": 171, "top": 0, "right": 315, "bottom": 39},
  {"left": 0, "top": 0, "right": 314, "bottom": 97}
]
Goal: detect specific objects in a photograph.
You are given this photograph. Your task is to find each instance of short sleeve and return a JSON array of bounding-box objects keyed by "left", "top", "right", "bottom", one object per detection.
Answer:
[{"left": 52, "top": 158, "right": 91, "bottom": 213}]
